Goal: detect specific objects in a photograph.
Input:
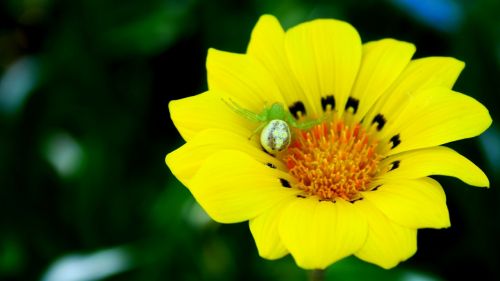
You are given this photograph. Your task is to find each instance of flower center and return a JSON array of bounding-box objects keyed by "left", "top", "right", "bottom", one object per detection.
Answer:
[{"left": 282, "top": 121, "right": 381, "bottom": 201}]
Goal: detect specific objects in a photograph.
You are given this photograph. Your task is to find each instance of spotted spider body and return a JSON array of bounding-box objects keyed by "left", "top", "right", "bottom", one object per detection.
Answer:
[{"left": 223, "top": 100, "right": 322, "bottom": 154}]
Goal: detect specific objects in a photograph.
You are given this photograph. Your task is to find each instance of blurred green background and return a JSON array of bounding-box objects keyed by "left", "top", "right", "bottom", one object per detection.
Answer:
[{"left": 1, "top": 0, "right": 499, "bottom": 280}]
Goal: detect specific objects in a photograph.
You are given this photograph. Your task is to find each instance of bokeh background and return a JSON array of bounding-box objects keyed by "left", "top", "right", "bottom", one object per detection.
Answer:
[{"left": 1, "top": 0, "right": 499, "bottom": 280}]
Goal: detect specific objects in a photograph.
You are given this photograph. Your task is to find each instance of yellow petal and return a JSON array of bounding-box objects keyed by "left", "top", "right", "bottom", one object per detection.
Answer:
[
  {"left": 350, "top": 39, "right": 415, "bottom": 123},
  {"left": 380, "top": 146, "right": 489, "bottom": 187},
  {"left": 206, "top": 48, "right": 285, "bottom": 112},
  {"left": 189, "top": 150, "right": 300, "bottom": 223},
  {"left": 247, "top": 15, "right": 312, "bottom": 119},
  {"left": 354, "top": 199, "right": 417, "bottom": 269},
  {"left": 285, "top": 19, "right": 362, "bottom": 118},
  {"left": 380, "top": 88, "right": 492, "bottom": 154},
  {"left": 362, "top": 178, "right": 450, "bottom": 229},
  {"left": 249, "top": 200, "right": 291, "bottom": 260},
  {"left": 363, "top": 57, "right": 465, "bottom": 135},
  {"left": 168, "top": 91, "right": 255, "bottom": 141},
  {"left": 279, "top": 197, "right": 367, "bottom": 269},
  {"left": 166, "top": 128, "right": 285, "bottom": 186},
  {"left": 397, "top": 56, "right": 465, "bottom": 89}
]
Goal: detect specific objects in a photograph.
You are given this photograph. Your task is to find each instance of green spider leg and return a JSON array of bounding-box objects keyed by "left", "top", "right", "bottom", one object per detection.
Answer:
[
  {"left": 222, "top": 98, "right": 267, "bottom": 122},
  {"left": 284, "top": 111, "right": 324, "bottom": 130},
  {"left": 283, "top": 111, "right": 300, "bottom": 127},
  {"left": 294, "top": 118, "right": 324, "bottom": 130},
  {"left": 222, "top": 98, "right": 270, "bottom": 140},
  {"left": 248, "top": 122, "right": 267, "bottom": 140}
]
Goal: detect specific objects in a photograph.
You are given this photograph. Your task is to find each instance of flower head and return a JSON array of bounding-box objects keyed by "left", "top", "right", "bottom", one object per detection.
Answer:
[{"left": 166, "top": 15, "right": 491, "bottom": 269}]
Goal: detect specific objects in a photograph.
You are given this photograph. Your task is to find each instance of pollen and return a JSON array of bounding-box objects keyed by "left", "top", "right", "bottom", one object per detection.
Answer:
[{"left": 282, "top": 121, "right": 381, "bottom": 201}]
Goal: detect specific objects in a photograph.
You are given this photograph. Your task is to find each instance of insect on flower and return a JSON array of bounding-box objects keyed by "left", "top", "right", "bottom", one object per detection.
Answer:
[
  {"left": 166, "top": 15, "right": 491, "bottom": 271},
  {"left": 223, "top": 99, "right": 322, "bottom": 154}
]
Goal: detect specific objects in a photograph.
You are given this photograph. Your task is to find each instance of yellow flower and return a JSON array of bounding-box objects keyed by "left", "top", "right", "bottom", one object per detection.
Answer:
[{"left": 166, "top": 15, "right": 491, "bottom": 270}]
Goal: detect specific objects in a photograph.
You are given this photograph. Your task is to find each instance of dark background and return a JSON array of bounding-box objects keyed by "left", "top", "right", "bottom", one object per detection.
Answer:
[{"left": 1, "top": 0, "right": 499, "bottom": 280}]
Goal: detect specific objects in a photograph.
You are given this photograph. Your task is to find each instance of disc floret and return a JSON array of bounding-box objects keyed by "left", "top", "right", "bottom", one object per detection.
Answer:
[{"left": 283, "top": 121, "right": 381, "bottom": 201}]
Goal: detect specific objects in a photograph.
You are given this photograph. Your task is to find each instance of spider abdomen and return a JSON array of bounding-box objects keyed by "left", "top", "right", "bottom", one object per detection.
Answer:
[{"left": 260, "top": 119, "right": 291, "bottom": 154}]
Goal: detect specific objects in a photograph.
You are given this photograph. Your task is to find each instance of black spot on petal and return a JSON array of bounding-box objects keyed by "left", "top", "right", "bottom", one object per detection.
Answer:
[
  {"left": 372, "top": 184, "right": 382, "bottom": 191},
  {"left": 280, "top": 178, "right": 291, "bottom": 188},
  {"left": 372, "top": 114, "right": 386, "bottom": 131},
  {"left": 350, "top": 197, "right": 364, "bottom": 203},
  {"left": 321, "top": 95, "right": 335, "bottom": 111},
  {"left": 266, "top": 163, "right": 277, "bottom": 169},
  {"left": 288, "top": 101, "right": 306, "bottom": 119},
  {"left": 345, "top": 97, "right": 359, "bottom": 114},
  {"left": 389, "top": 160, "right": 400, "bottom": 171},
  {"left": 296, "top": 195, "right": 306, "bottom": 198},
  {"left": 390, "top": 134, "right": 401, "bottom": 149}
]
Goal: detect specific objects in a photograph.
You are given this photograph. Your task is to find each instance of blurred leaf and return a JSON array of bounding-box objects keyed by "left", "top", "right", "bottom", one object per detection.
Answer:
[
  {"left": 102, "top": 2, "right": 195, "bottom": 56},
  {"left": 325, "top": 256, "right": 443, "bottom": 281},
  {"left": 479, "top": 126, "right": 500, "bottom": 179},
  {"left": 0, "top": 236, "right": 25, "bottom": 276},
  {"left": 5, "top": 0, "right": 53, "bottom": 24}
]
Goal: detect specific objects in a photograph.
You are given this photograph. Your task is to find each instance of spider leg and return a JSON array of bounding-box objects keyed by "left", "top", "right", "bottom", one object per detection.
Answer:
[
  {"left": 248, "top": 122, "right": 267, "bottom": 140},
  {"left": 294, "top": 118, "right": 323, "bottom": 130},
  {"left": 284, "top": 111, "right": 299, "bottom": 127},
  {"left": 222, "top": 98, "right": 267, "bottom": 122}
]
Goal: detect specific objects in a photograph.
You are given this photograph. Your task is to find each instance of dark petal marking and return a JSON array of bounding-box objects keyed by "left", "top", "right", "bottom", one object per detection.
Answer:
[
  {"left": 288, "top": 101, "right": 306, "bottom": 119},
  {"left": 372, "top": 114, "right": 386, "bottom": 131},
  {"left": 321, "top": 95, "right": 335, "bottom": 111},
  {"left": 372, "top": 184, "right": 382, "bottom": 191},
  {"left": 390, "top": 134, "right": 401, "bottom": 149},
  {"left": 280, "top": 178, "right": 291, "bottom": 188},
  {"left": 318, "top": 199, "right": 336, "bottom": 203},
  {"left": 266, "top": 162, "right": 277, "bottom": 169},
  {"left": 345, "top": 97, "right": 359, "bottom": 114},
  {"left": 389, "top": 160, "right": 400, "bottom": 171},
  {"left": 350, "top": 197, "right": 364, "bottom": 203},
  {"left": 296, "top": 195, "right": 306, "bottom": 198}
]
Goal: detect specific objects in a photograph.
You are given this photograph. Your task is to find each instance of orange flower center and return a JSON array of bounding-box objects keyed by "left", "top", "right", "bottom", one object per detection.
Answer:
[{"left": 282, "top": 121, "right": 381, "bottom": 201}]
